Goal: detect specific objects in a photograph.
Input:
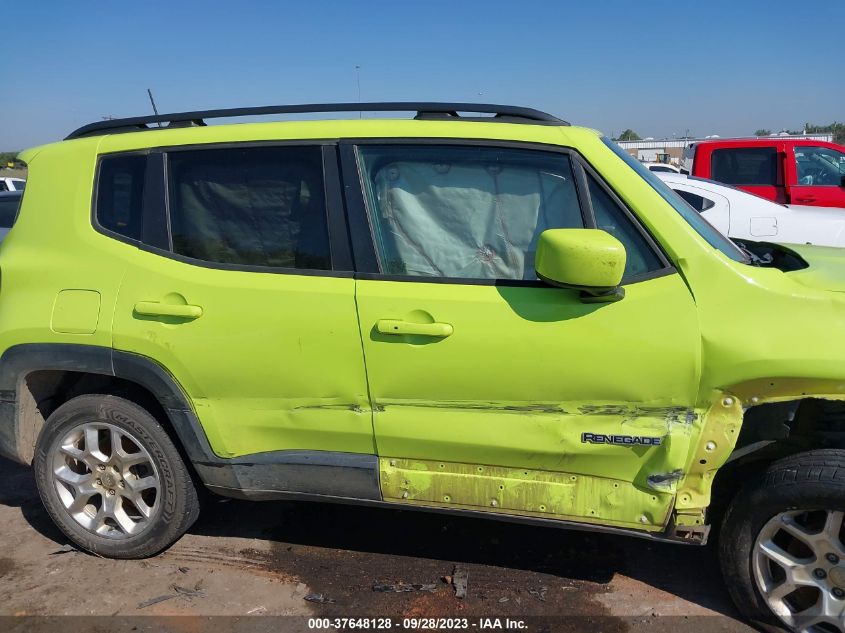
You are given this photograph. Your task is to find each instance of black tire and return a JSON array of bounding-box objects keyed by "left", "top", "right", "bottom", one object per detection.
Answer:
[
  {"left": 719, "top": 449, "right": 845, "bottom": 633},
  {"left": 33, "top": 394, "right": 199, "bottom": 558}
]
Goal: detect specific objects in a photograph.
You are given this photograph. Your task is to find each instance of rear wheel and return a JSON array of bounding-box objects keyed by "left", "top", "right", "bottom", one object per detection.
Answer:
[
  {"left": 720, "top": 449, "right": 845, "bottom": 632},
  {"left": 33, "top": 394, "right": 199, "bottom": 558}
]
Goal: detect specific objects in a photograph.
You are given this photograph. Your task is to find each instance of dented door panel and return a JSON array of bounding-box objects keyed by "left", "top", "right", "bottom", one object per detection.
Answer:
[
  {"left": 113, "top": 251, "right": 373, "bottom": 458},
  {"left": 355, "top": 273, "right": 702, "bottom": 527}
]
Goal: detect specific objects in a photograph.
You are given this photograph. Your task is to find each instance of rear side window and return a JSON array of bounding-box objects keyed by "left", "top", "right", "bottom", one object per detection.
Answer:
[
  {"left": 96, "top": 154, "right": 146, "bottom": 241},
  {"left": 167, "top": 146, "right": 331, "bottom": 270},
  {"left": 711, "top": 147, "right": 779, "bottom": 186},
  {"left": 675, "top": 190, "right": 716, "bottom": 212},
  {"left": 357, "top": 145, "right": 584, "bottom": 280}
]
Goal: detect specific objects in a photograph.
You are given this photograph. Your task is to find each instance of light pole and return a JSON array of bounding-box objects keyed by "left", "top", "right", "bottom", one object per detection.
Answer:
[{"left": 355, "top": 65, "right": 362, "bottom": 119}]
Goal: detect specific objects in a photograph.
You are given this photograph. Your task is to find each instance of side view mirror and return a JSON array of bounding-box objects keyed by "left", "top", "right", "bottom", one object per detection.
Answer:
[{"left": 535, "top": 229, "right": 626, "bottom": 303}]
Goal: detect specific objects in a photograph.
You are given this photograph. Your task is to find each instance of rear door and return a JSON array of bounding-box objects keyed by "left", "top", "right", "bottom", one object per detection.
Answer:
[
  {"left": 110, "top": 144, "right": 373, "bottom": 461},
  {"left": 787, "top": 144, "right": 845, "bottom": 208},
  {"left": 345, "top": 141, "right": 702, "bottom": 532}
]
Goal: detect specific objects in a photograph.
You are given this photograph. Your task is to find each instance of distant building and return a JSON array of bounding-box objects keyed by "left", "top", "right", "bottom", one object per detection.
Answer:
[{"left": 615, "top": 134, "right": 834, "bottom": 166}]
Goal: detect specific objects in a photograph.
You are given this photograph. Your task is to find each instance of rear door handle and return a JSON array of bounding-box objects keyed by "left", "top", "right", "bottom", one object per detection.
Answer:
[
  {"left": 376, "top": 319, "right": 453, "bottom": 338},
  {"left": 795, "top": 196, "right": 817, "bottom": 203},
  {"left": 134, "top": 301, "right": 203, "bottom": 319}
]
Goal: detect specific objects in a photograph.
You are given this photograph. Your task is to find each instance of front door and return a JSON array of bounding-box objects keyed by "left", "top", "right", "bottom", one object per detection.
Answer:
[
  {"left": 348, "top": 142, "right": 701, "bottom": 532},
  {"left": 109, "top": 144, "right": 373, "bottom": 460},
  {"left": 788, "top": 145, "right": 845, "bottom": 208}
]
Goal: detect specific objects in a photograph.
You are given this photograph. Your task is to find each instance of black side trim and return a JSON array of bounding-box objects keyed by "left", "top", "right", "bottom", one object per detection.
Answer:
[
  {"left": 204, "top": 486, "right": 701, "bottom": 545},
  {"left": 339, "top": 143, "right": 380, "bottom": 273},
  {"left": 322, "top": 145, "right": 354, "bottom": 272},
  {"left": 196, "top": 451, "right": 380, "bottom": 501},
  {"left": 142, "top": 152, "right": 170, "bottom": 250}
]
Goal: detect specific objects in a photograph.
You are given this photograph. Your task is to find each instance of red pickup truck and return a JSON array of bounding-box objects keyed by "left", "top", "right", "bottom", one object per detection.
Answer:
[{"left": 683, "top": 138, "right": 845, "bottom": 208}]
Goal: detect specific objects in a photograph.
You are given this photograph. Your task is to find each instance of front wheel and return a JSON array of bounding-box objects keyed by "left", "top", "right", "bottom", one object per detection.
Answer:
[
  {"left": 33, "top": 394, "right": 199, "bottom": 558},
  {"left": 720, "top": 449, "right": 845, "bottom": 632}
]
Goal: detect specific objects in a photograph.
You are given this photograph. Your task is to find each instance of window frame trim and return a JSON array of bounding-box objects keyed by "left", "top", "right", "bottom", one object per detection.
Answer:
[{"left": 341, "top": 137, "right": 675, "bottom": 287}]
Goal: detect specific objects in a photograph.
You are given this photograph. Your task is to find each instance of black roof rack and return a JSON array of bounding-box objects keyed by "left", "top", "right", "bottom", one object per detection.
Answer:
[{"left": 65, "top": 102, "right": 568, "bottom": 140}]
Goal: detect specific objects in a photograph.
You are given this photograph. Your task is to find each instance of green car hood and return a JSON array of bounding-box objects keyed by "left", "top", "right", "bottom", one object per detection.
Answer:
[{"left": 783, "top": 243, "right": 845, "bottom": 292}]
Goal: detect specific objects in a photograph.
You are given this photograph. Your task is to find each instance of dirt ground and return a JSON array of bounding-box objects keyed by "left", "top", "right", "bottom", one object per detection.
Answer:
[{"left": 0, "top": 456, "right": 755, "bottom": 633}]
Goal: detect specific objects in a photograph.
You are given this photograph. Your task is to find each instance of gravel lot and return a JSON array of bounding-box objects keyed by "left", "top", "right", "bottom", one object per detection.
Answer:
[{"left": 0, "top": 456, "right": 756, "bottom": 632}]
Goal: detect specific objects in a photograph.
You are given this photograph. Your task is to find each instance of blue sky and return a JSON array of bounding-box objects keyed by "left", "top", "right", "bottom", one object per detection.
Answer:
[{"left": 2, "top": 0, "right": 843, "bottom": 149}]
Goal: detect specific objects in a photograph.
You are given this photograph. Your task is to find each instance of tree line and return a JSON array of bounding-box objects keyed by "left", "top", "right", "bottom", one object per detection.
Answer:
[
  {"left": 0, "top": 152, "right": 24, "bottom": 169},
  {"left": 615, "top": 123, "right": 844, "bottom": 145}
]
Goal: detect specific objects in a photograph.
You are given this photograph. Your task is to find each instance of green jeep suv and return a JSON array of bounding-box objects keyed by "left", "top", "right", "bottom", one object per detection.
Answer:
[{"left": 2, "top": 103, "right": 845, "bottom": 631}]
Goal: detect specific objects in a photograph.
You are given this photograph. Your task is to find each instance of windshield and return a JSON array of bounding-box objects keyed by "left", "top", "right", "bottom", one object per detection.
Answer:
[{"left": 602, "top": 137, "right": 747, "bottom": 263}]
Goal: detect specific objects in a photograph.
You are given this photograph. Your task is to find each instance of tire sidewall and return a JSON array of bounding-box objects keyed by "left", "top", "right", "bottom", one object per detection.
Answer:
[
  {"left": 34, "top": 394, "right": 190, "bottom": 558},
  {"left": 721, "top": 469, "right": 845, "bottom": 632}
]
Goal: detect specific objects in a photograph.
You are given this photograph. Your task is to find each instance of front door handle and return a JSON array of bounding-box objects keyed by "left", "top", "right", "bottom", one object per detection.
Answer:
[
  {"left": 376, "top": 319, "right": 453, "bottom": 338},
  {"left": 134, "top": 301, "right": 203, "bottom": 319},
  {"left": 795, "top": 196, "right": 817, "bottom": 203}
]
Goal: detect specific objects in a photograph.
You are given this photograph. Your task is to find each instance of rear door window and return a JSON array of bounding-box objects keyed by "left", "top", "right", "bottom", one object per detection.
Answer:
[
  {"left": 711, "top": 147, "right": 779, "bottom": 185},
  {"left": 167, "top": 146, "right": 332, "bottom": 270}
]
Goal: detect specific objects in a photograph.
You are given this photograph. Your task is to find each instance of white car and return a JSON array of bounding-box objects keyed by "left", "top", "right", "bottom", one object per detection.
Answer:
[
  {"left": 0, "top": 177, "right": 25, "bottom": 192},
  {"left": 656, "top": 172, "right": 845, "bottom": 247},
  {"left": 643, "top": 162, "right": 681, "bottom": 174}
]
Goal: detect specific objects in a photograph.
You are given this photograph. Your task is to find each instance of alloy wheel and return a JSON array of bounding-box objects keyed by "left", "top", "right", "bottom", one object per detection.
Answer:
[
  {"left": 753, "top": 509, "right": 845, "bottom": 632},
  {"left": 50, "top": 422, "right": 160, "bottom": 539}
]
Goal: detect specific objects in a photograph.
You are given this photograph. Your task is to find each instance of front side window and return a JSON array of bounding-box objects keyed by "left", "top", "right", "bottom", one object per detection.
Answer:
[
  {"left": 795, "top": 146, "right": 845, "bottom": 186},
  {"left": 357, "top": 144, "right": 663, "bottom": 282},
  {"left": 96, "top": 154, "right": 147, "bottom": 241},
  {"left": 167, "top": 146, "right": 331, "bottom": 269},
  {"left": 711, "top": 147, "right": 779, "bottom": 186},
  {"left": 357, "top": 145, "right": 583, "bottom": 280},
  {"left": 587, "top": 174, "right": 661, "bottom": 277},
  {"left": 602, "top": 137, "right": 747, "bottom": 263}
]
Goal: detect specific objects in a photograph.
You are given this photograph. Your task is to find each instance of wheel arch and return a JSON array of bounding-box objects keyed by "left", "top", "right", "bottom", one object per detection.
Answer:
[
  {"left": 711, "top": 397, "right": 845, "bottom": 524},
  {"left": 0, "top": 343, "right": 217, "bottom": 468}
]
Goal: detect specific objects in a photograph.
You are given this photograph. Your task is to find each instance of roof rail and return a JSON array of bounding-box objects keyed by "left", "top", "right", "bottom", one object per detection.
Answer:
[{"left": 65, "top": 102, "right": 568, "bottom": 140}]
